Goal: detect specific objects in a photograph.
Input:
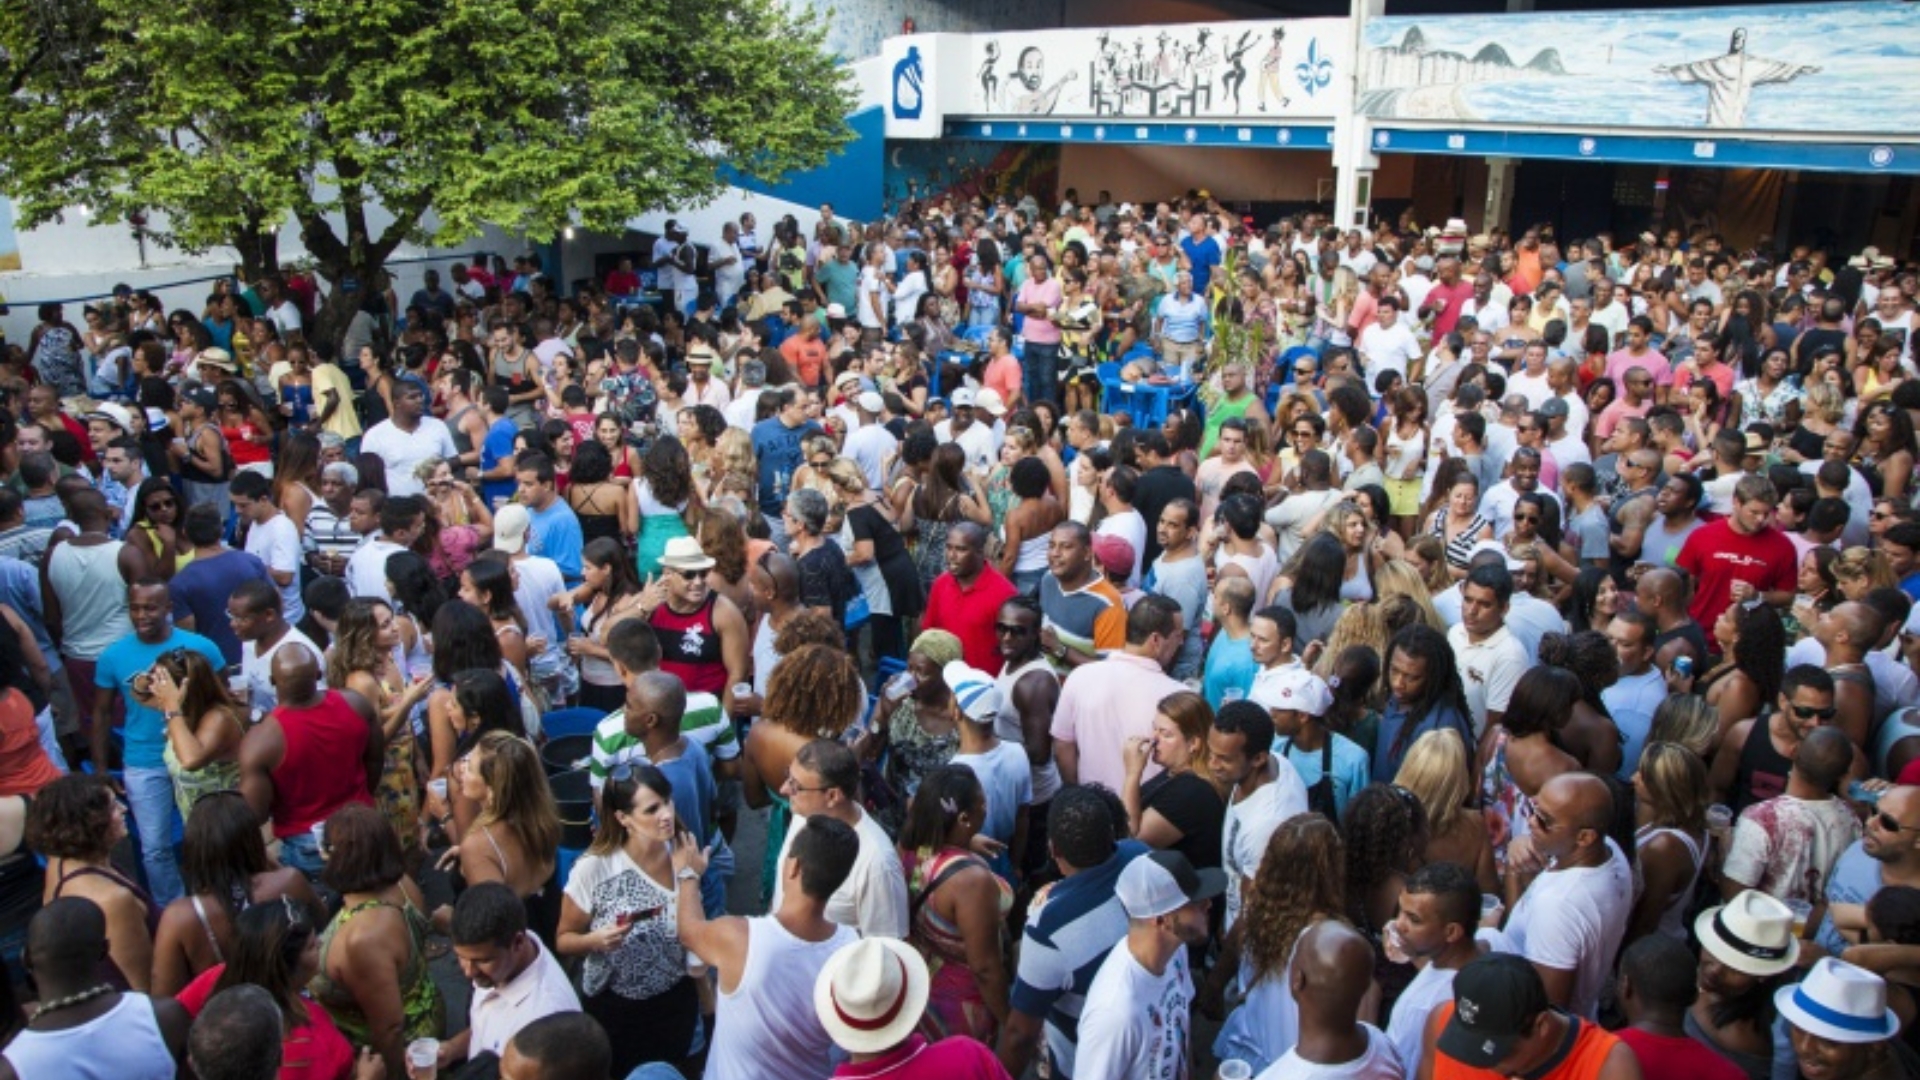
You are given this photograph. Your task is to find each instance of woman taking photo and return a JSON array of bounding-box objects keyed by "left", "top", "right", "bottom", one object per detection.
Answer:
[
  {"left": 150, "top": 790, "right": 320, "bottom": 998},
  {"left": 449, "top": 731, "right": 563, "bottom": 945},
  {"left": 1628, "top": 741, "right": 1708, "bottom": 943},
  {"left": 634, "top": 435, "right": 697, "bottom": 577},
  {"left": 564, "top": 537, "right": 650, "bottom": 712},
  {"left": 327, "top": 599, "right": 434, "bottom": 854},
  {"left": 460, "top": 557, "right": 533, "bottom": 682},
  {"left": 145, "top": 648, "right": 246, "bottom": 816},
  {"left": 899, "top": 765, "right": 1013, "bottom": 1045},
  {"left": 28, "top": 774, "right": 159, "bottom": 990},
  {"left": 1121, "top": 691, "right": 1225, "bottom": 873},
  {"left": 311, "top": 804, "right": 445, "bottom": 1077},
  {"left": 175, "top": 897, "right": 354, "bottom": 1080},
  {"left": 558, "top": 763, "right": 700, "bottom": 1077}
]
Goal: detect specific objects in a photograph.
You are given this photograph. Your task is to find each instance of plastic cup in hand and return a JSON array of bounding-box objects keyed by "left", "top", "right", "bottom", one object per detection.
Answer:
[
  {"left": 310, "top": 820, "right": 327, "bottom": 856},
  {"left": 406, "top": 1038, "right": 440, "bottom": 1080},
  {"left": 1706, "top": 803, "right": 1733, "bottom": 837},
  {"left": 732, "top": 682, "right": 754, "bottom": 701},
  {"left": 1217, "top": 1060, "right": 1254, "bottom": 1080},
  {"left": 1786, "top": 898, "right": 1813, "bottom": 939},
  {"left": 428, "top": 778, "right": 449, "bottom": 802},
  {"left": 886, "top": 671, "right": 918, "bottom": 698}
]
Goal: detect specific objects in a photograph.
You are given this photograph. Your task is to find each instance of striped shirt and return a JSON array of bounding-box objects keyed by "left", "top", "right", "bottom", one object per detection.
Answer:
[{"left": 588, "top": 691, "right": 733, "bottom": 792}]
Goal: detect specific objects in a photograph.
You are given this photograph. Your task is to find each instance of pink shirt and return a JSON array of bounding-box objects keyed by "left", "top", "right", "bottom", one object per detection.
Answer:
[
  {"left": 983, "top": 354, "right": 1022, "bottom": 405},
  {"left": 831, "top": 1035, "right": 1012, "bottom": 1080},
  {"left": 1050, "top": 651, "right": 1186, "bottom": 793},
  {"left": 1594, "top": 396, "right": 1654, "bottom": 440},
  {"left": 1605, "top": 348, "right": 1672, "bottom": 393},
  {"left": 1017, "top": 278, "right": 1064, "bottom": 344}
]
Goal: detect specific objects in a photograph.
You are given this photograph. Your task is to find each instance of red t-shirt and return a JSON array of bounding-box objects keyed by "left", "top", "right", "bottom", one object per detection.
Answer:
[
  {"left": 781, "top": 336, "right": 828, "bottom": 389},
  {"left": 1615, "top": 1029, "right": 1744, "bottom": 1080},
  {"left": 0, "top": 688, "right": 60, "bottom": 798},
  {"left": 922, "top": 567, "right": 1019, "bottom": 676},
  {"left": 177, "top": 964, "right": 356, "bottom": 1080},
  {"left": 1674, "top": 518, "right": 1798, "bottom": 632},
  {"left": 1424, "top": 279, "right": 1475, "bottom": 337}
]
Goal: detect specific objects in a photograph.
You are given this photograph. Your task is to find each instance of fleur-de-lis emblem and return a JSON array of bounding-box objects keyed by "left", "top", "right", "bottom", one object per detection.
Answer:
[{"left": 1295, "top": 38, "right": 1332, "bottom": 97}]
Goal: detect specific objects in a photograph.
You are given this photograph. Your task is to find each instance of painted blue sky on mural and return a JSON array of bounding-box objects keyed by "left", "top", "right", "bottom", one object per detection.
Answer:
[{"left": 1362, "top": 1, "right": 1920, "bottom": 135}]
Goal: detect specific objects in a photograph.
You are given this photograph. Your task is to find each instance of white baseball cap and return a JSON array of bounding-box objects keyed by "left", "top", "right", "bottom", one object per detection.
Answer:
[
  {"left": 1468, "top": 539, "right": 1526, "bottom": 572},
  {"left": 1248, "top": 666, "right": 1333, "bottom": 715},
  {"left": 856, "top": 391, "right": 885, "bottom": 414},
  {"left": 950, "top": 387, "right": 977, "bottom": 408},
  {"left": 942, "top": 661, "right": 1002, "bottom": 723},
  {"left": 493, "top": 503, "right": 531, "bottom": 553},
  {"left": 1116, "top": 849, "right": 1226, "bottom": 920}
]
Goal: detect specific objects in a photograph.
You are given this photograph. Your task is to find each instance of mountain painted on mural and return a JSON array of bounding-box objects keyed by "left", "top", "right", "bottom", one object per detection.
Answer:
[{"left": 1359, "top": 2, "right": 1920, "bottom": 135}]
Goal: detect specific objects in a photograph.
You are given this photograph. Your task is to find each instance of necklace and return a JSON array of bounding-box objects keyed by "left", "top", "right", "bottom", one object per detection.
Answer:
[{"left": 33, "top": 983, "right": 114, "bottom": 1018}]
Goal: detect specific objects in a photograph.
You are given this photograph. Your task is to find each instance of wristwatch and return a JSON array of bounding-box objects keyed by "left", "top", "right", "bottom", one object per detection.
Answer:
[{"left": 676, "top": 867, "right": 699, "bottom": 884}]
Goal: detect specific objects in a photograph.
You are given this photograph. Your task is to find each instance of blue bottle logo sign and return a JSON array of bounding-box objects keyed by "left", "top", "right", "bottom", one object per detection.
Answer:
[{"left": 893, "top": 46, "right": 925, "bottom": 120}]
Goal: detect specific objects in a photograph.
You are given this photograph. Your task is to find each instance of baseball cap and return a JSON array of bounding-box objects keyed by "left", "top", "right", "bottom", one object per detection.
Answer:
[
  {"left": 493, "top": 503, "right": 532, "bottom": 553},
  {"left": 1248, "top": 666, "right": 1333, "bottom": 716},
  {"left": 1437, "top": 953, "right": 1550, "bottom": 1070},
  {"left": 942, "top": 661, "right": 1003, "bottom": 723},
  {"left": 1116, "top": 849, "right": 1226, "bottom": 920},
  {"left": 1536, "top": 397, "right": 1569, "bottom": 420},
  {"left": 183, "top": 386, "right": 219, "bottom": 412},
  {"left": 1090, "top": 533, "right": 1135, "bottom": 582},
  {"left": 950, "top": 387, "right": 977, "bottom": 408},
  {"left": 856, "top": 391, "right": 884, "bottom": 414}
]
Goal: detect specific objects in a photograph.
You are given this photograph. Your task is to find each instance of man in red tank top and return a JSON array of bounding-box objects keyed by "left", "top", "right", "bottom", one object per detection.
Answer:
[
  {"left": 644, "top": 537, "right": 750, "bottom": 720},
  {"left": 238, "top": 644, "right": 380, "bottom": 879},
  {"left": 1421, "top": 953, "right": 1639, "bottom": 1080}
]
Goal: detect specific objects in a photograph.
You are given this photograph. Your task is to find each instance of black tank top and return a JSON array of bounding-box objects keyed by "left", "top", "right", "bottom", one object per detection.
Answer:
[
  {"left": 1733, "top": 716, "right": 1793, "bottom": 815},
  {"left": 1653, "top": 620, "right": 1711, "bottom": 664},
  {"left": 447, "top": 405, "right": 477, "bottom": 460}
]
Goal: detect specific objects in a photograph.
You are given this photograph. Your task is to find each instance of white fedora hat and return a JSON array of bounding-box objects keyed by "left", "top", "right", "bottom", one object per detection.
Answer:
[
  {"left": 1775, "top": 957, "right": 1901, "bottom": 1043},
  {"left": 657, "top": 535, "right": 715, "bottom": 573},
  {"left": 1696, "top": 890, "right": 1799, "bottom": 977},
  {"left": 814, "top": 937, "right": 929, "bottom": 1055}
]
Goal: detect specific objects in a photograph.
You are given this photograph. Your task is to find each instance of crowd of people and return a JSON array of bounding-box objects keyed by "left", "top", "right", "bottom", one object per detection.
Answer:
[{"left": 0, "top": 187, "right": 1915, "bottom": 1080}]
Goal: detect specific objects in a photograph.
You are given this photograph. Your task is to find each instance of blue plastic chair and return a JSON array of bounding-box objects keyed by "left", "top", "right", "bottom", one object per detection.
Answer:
[{"left": 541, "top": 707, "right": 608, "bottom": 740}]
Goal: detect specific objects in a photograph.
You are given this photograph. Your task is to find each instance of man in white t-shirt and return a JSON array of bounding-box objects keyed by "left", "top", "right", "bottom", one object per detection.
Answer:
[
  {"left": 769, "top": 738, "right": 908, "bottom": 939},
  {"left": 1208, "top": 700, "right": 1306, "bottom": 934},
  {"left": 1359, "top": 296, "right": 1423, "bottom": 392},
  {"left": 711, "top": 222, "right": 748, "bottom": 311},
  {"left": 345, "top": 496, "right": 426, "bottom": 601},
  {"left": 935, "top": 389, "right": 997, "bottom": 474},
  {"left": 1722, "top": 726, "right": 1863, "bottom": 904},
  {"left": 1507, "top": 342, "right": 1554, "bottom": 409},
  {"left": 1446, "top": 561, "right": 1528, "bottom": 737},
  {"left": 1265, "top": 921, "right": 1405, "bottom": 1080},
  {"left": 359, "top": 381, "right": 458, "bottom": 498},
  {"left": 1385, "top": 863, "right": 1482, "bottom": 1078},
  {"left": 1489, "top": 773, "right": 1633, "bottom": 1019},
  {"left": 229, "top": 579, "right": 324, "bottom": 718},
  {"left": 842, "top": 393, "right": 897, "bottom": 492},
  {"left": 1073, "top": 850, "right": 1219, "bottom": 1080},
  {"left": 231, "top": 471, "right": 306, "bottom": 623}
]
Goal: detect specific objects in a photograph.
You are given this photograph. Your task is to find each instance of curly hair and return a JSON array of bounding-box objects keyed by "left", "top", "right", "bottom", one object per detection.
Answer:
[
  {"left": 773, "top": 610, "right": 845, "bottom": 654},
  {"left": 713, "top": 428, "right": 757, "bottom": 490},
  {"left": 1313, "top": 602, "right": 1389, "bottom": 681},
  {"left": 1242, "top": 815, "right": 1345, "bottom": 987},
  {"left": 643, "top": 433, "right": 694, "bottom": 507},
  {"left": 1341, "top": 783, "right": 1427, "bottom": 932},
  {"left": 1372, "top": 560, "right": 1445, "bottom": 630},
  {"left": 763, "top": 643, "right": 862, "bottom": 739},
  {"left": 1537, "top": 630, "right": 1620, "bottom": 717},
  {"left": 680, "top": 404, "right": 726, "bottom": 447},
  {"left": 694, "top": 507, "right": 750, "bottom": 586},
  {"left": 26, "top": 773, "right": 118, "bottom": 861}
]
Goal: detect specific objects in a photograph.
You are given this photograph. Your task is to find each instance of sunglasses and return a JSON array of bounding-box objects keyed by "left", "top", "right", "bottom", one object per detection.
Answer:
[
  {"left": 1790, "top": 704, "right": 1839, "bottom": 721},
  {"left": 1513, "top": 514, "right": 1540, "bottom": 524},
  {"left": 1877, "top": 812, "right": 1920, "bottom": 833}
]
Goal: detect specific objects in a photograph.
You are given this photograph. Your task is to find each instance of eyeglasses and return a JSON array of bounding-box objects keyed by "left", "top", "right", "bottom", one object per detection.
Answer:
[
  {"left": 1876, "top": 812, "right": 1920, "bottom": 833},
  {"left": 783, "top": 772, "right": 834, "bottom": 794},
  {"left": 1291, "top": 430, "right": 1315, "bottom": 439},
  {"left": 1790, "top": 704, "right": 1839, "bottom": 721}
]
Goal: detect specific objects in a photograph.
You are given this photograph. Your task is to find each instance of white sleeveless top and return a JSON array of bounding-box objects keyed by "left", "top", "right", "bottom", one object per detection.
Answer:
[
  {"left": 3, "top": 992, "right": 173, "bottom": 1079},
  {"left": 47, "top": 540, "right": 133, "bottom": 659},
  {"left": 1634, "top": 824, "right": 1704, "bottom": 942},
  {"left": 996, "top": 655, "right": 1063, "bottom": 804},
  {"left": 706, "top": 915, "right": 860, "bottom": 1080}
]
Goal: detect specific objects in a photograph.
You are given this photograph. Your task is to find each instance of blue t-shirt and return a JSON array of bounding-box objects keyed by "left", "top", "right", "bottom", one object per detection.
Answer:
[
  {"left": 526, "top": 500, "right": 583, "bottom": 586},
  {"left": 170, "top": 550, "right": 271, "bottom": 666},
  {"left": 96, "top": 628, "right": 225, "bottom": 770},
  {"left": 1011, "top": 839, "right": 1149, "bottom": 1079},
  {"left": 654, "top": 737, "right": 718, "bottom": 844},
  {"left": 480, "top": 418, "right": 520, "bottom": 507},
  {"left": 1282, "top": 732, "right": 1371, "bottom": 818},
  {"left": 1202, "top": 633, "right": 1259, "bottom": 714},
  {"left": 1180, "top": 236, "right": 1222, "bottom": 294},
  {"left": 1815, "top": 841, "right": 1881, "bottom": 957},
  {"left": 1903, "top": 572, "right": 1920, "bottom": 603},
  {"left": 1371, "top": 698, "right": 1474, "bottom": 784},
  {"left": 750, "top": 418, "right": 820, "bottom": 515}
]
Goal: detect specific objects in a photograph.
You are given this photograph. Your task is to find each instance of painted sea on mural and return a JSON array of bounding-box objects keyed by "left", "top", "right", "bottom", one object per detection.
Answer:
[{"left": 1362, "top": 2, "right": 1920, "bottom": 135}]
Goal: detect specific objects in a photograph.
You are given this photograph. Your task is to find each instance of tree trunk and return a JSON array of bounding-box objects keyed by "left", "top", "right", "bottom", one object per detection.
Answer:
[
  {"left": 307, "top": 258, "right": 384, "bottom": 365},
  {"left": 232, "top": 219, "right": 280, "bottom": 290}
]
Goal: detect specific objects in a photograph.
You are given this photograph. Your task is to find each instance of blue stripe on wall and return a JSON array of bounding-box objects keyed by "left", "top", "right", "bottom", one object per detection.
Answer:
[
  {"left": 1371, "top": 128, "right": 1918, "bottom": 176},
  {"left": 943, "top": 120, "right": 1335, "bottom": 150},
  {"left": 722, "top": 106, "right": 886, "bottom": 221}
]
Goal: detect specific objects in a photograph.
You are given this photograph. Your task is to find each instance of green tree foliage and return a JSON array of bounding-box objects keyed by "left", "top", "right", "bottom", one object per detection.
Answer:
[{"left": 0, "top": 0, "right": 853, "bottom": 327}]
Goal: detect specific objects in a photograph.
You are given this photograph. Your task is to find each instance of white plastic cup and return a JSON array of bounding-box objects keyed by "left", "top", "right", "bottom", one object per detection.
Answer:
[
  {"left": 1217, "top": 1060, "right": 1253, "bottom": 1080},
  {"left": 406, "top": 1038, "right": 440, "bottom": 1080},
  {"left": 310, "top": 820, "right": 326, "bottom": 855},
  {"left": 1706, "top": 803, "right": 1733, "bottom": 838},
  {"left": 1480, "top": 893, "right": 1504, "bottom": 928},
  {"left": 1786, "top": 898, "right": 1813, "bottom": 939},
  {"left": 732, "top": 682, "right": 754, "bottom": 701},
  {"left": 428, "top": 778, "right": 449, "bottom": 802}
]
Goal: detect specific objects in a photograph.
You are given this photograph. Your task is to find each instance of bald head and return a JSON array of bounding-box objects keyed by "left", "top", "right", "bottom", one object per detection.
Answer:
[
  {"left": 1539, "top": 772, "right": 1615, "bottom": 835},
  {"left": 1826, "top": 601, "right": 1880, "bottom": 651},
  {"left": 1626, "top": 449, "right": 1660, "bottom": 473},
  {"left": 27, "top": 897, "right": 109, "bottom": 981},
  {"left": 270, "top": 643, "right": 321, "bottom": 705},
  {"left": 760, "top": 551, "right": 799, "bottom": 602},
  {"left": 1636, "top": 568, "right": 1685, "bottom": 611},
  {"left": 1290, "top": 919, "right": 1375, "bottom": 1024},
  {"left": 628, "top": 670, "right": 687, "bottom": 733},
  {"left": 950, "top": 520, "right": 989, "bottom": 550},
  {"left": 1795, "top": 726, "right": 1854, "bottom": 795}
]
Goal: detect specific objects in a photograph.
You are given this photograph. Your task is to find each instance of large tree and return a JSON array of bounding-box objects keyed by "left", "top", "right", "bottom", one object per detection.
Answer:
[{"left": 0, "top": 0, "right": 853, "bottom": 339}]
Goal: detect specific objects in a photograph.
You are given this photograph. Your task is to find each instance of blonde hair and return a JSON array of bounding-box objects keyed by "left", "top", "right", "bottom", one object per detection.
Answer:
[
  {"left": 1406, "top": 535, "right": 1454, "bottom": 594},
  {"left": 1636, "top": 742, "right": 1709, "bottom": 834},
  {"left": 1648, "top": 694, "right": 1719, "bottom": 759},
  {"left": 1313, "top": 603, "right": 1390, "bottom": 685},
  {"left": 1834, "top": 547, "right": 1897, "bottom": 591},
  {"left": 1329, "top": 266, "right": 1361, "bottom": 307},
  {"left": 714, "top": 428, "right": 756, "bottom": 484},
  {"left": 1372, "top": 560, "right": 1445, "bottom": 630},
  {"left": 823, "top": 457, "right": 867, "bottom": 498},
  {"left": 1320, "top": 501, "right": 1372, "bottom": 553},
  {"left": 1393, "top": 728, "right": 1474, "bottom": 839},
  {"left": 1803, "top": 381, "right": 1845, "bottom": 424}
]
